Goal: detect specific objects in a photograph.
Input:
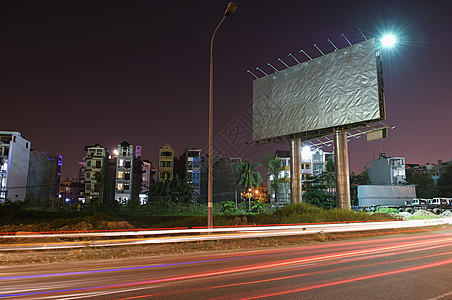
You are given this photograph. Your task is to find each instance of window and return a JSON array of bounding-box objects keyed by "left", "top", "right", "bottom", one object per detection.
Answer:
[
  {"left": 13, "top": 136, "right": 16, "bottom": 143},
  {"left": 117, "top": 171, "right": 124, "bottom": 179},
  {"left": 124, "top": 184, "right": 130, "bottom": 190},
  {"left": 96, "top": 161, "right": 101, "bottom": 168},
  {"left": 125, "top": 160, "right": 131, "bottom": 168},
  {"left": 26, "top": 142, "right": 29, "bottom": 149},
  {"left": 124, "top": 172, "right": 131, "bottom": 180},
  {"left": 119, "top": 159, "right": 124, "bottom": 167},
  {"left": 86, "top": 161, "right": 91, "bottom": 167},
  {"left": 117, "top": 183, "right": 124, "bottom": 190}
]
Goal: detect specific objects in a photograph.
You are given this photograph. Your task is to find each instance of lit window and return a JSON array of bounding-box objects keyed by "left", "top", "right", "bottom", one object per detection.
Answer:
[
  {"left": 117, "top": 183, "right": 124, "bottom": 190},
  {"left": 117, "top": 171, "right": 124, "bottom": 179},
  {"left": 119, "top": 159, "right": 124, "bottom": 167}
]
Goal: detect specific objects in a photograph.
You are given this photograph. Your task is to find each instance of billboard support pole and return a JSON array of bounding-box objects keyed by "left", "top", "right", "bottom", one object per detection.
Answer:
[
  {"left": 290, "top": 138, "right": 302, "bottom": 204},
  {"left": 333, "top": 129, "right": 351, "bottom": 209}
]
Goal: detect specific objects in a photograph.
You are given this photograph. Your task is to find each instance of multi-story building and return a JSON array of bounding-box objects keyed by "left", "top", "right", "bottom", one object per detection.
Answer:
[
  {"left": 268, "top": 148, "right": 333, "bottom": 203},
  {"left": 82, "top": 144, "right": 108, "bottom": 205},
  {"left": 366, "top": 153, "right": 406, "bottom": 185},
  {"left": 0, "top": 131, "right": 31, "bottom": 202},
  {"left": 59, "top": 178, "right": 84, "bottom": 205},
  {"left": 175, "top": 148, "right": 201, "bottom": 195},
  {"left": 200, "top": 155, "right": 241, "bottom": 203},
  {"left": 26, "top": 150, "right": 62, "bottom": 206},
  {"left": 159, "top": 144, "right": 174, "bottom": 182},
  {"left": 115, "top": 141, "right": 140, "bottom": 204}
]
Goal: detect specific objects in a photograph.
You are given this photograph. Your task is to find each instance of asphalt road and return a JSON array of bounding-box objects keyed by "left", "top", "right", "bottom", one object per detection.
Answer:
[{"left": 1, "top": 228, "right": 452, "bottom": 299}]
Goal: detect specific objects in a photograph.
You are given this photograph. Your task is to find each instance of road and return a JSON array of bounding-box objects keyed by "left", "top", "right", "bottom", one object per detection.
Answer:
[{"left": 1, "top": 228, "right": 452, "bottom": 299}]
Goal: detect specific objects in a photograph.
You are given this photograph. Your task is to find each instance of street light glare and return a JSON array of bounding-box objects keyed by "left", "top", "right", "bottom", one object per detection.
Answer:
[{"left": 381, "top": 34, "right": 396, "bottom": 48}]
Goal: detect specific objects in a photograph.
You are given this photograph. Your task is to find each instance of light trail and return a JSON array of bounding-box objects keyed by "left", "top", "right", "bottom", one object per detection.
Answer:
[
  {"left": 238, "top": 258, "right": 452, "bottom": 300},
  {"left": 2, "top": 235, "right": 452, "bottom": 298},
  {"left": 2, "top": 222, "right": 452, "bottom": 251},
  {"left": 128, "top": 250, "right": 452, "bottom": 300}
]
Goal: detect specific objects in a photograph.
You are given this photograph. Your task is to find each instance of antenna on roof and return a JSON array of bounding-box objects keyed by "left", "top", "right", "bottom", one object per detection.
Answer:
[
  {"left": 267, "top": 63, "right": 278, "bottom": 72},
  {"left": 256, "top": 67, "right": 268, "bottom": 76},
  {"left": 326, "top": 38, "right": 339, "bottom": 51},
  {"left": 299, "top": 50, "right": 312, "bottom": 60},
  {"left": 313, "top": 44, "right": 325, "bottom": 55},
  {"left": 288, "top": 53, "right": 301, "bottom": 64},
  {"left": 278, "top": 58, "right": 289, "bottom": 68},
  {"left": 341, "top": 33, "right": 352, "bottom": 46},
  {"left": 247, "top": 69, "right": 259, "bottom": 79},
  {"left": 357, "top": 28, "right": 368, "bottom": 41}
]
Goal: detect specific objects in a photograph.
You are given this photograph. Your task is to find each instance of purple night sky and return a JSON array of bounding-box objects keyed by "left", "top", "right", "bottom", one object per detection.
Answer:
[{"left": 1, "top": 0, "right": 451, "bottom": 179}]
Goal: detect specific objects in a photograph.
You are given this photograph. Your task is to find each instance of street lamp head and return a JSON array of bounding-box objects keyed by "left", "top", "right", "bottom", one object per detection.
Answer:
[
  {"left": 381, "top": 34, "right": 397, "bottom": 48},
  {"left": 224, "top": 2, "right": 237, "bottom": 16}
]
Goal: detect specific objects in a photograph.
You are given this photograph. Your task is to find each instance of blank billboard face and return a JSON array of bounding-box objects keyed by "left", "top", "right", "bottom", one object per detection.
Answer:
[{"left": 253, "top": 39, "right": 385, "bottom": 141}]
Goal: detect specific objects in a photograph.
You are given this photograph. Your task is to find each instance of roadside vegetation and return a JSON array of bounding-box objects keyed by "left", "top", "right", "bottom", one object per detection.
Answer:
[{"left": 0, "top": 200, "right": 398, "bottom": 233}]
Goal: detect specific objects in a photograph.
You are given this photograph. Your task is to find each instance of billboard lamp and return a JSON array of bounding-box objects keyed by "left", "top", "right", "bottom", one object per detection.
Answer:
[
  {"left": 357, "top": 27, "right": 368, "bottom": 41},
  {"left": 278, "top": 58, "right": 289, "bottom": 68},
  {"left": 247, "top": 69, "right": 259, "bottom": 79},
  {"left": 313, "top": 44, "right": 325, "bottom": 55},
  {"left": 256, "top": 67, "right": 268, "bottom": 76},
  {"left": 327, "top": 38, "right": 339, "bottom": 51},
  {"left": 267, "top": 63, "right": 279, "bottom": 72},
  {"left": 341, "top": 33, "right": 352, "bottom": 46},
  {"left": 381, "top": 34, "right": 396, "bottom": 48},
  {"left": 288, "top": 53, "right": 301, "bottom": 64},
  {"left": 299, "top": 50, "right": 312, "bottom": 60}
]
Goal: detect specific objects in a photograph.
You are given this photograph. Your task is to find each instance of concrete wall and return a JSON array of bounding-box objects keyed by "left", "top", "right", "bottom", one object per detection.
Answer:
[{"left": 358, "top": 185, "right": 416, "bottom": 206}]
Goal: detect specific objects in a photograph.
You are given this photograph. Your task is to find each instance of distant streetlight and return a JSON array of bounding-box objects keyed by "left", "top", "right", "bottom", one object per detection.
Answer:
[
  {"left": 208, "top": 2, "right": 237, "bottom": 230},
  {"left": 381, "top": 34, "right": 397, "bottom": 48}
]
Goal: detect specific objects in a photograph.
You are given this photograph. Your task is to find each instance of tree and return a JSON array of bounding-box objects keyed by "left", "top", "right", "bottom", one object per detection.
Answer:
[
  {"left": 349, "top": 170, "right": 371, "bottom": 206},
  {"left": 236, "top": 158, "right": 263, "bottom": 211},
  {"left": 262, "top": 153, "right": 283, "bottom": 202},
  {"left": 437, "top": 165, "right": 452, "bottom": 197},
  {"left": 304, "top": 174, "right": 334, "bottom": 209},
  {"left": 406, "top": 173, "right": 439, "bottom": 198}
]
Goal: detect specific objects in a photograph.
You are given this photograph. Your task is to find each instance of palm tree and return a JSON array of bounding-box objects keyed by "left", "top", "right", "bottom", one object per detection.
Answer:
[
  {"left": 236, "top": 158, "right": 263, "bottom": 211},
  {"left": 262, "top": 153, "right": 283, "bottom": 203}
]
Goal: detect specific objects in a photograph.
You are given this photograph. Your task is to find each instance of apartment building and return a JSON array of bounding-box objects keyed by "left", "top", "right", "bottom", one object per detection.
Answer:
[
  {"left": 158, "top": 143, "right": 174, "bottom": 182},
  {"left": 0, "top": 131, "right": 31, "bottom": 202},
  {"left": 82, "top": 144, "right": 108, "bottom": 205}
]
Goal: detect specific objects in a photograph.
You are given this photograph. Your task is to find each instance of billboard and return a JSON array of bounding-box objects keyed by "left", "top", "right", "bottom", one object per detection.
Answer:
[{"left": 253, "top": 39, "right": 385, "bottom": 142}]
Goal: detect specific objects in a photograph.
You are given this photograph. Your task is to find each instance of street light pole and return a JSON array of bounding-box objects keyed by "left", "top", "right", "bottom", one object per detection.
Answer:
[{"left": 208, "top": 2, "right": 237, "bottom": 230}]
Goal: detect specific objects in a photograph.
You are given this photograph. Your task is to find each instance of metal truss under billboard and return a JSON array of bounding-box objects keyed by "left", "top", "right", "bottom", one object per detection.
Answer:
[{"left": 253, "top": 38, "right": 385, "bottom": 142}]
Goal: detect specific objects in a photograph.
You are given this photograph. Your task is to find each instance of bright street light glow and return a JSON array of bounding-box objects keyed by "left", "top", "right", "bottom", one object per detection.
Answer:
[
  {"left": 381, "top": 34, "right": 397, "bottom": 48},
  {"left": 301, "top": 146, "right": 312, "bottom": 158}
]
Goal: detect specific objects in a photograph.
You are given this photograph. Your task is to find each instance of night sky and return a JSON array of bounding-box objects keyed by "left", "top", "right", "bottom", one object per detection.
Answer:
[{"left": 2, "top": 0, "right": 451, "bottom": 179}]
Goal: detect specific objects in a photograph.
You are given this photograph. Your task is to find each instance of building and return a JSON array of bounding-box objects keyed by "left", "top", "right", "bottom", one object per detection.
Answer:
[
  {"left": 114, "top": 141, "right": 134, "bottom": 204},
  {"left": 140, "top": 160, "right": 157, "bottom": 204},
  {"left": 82, "top": 144, "right": 108, "bottom": 205},
  {"left": 26, "top": 150, "right": 62, "bottom": 206},
  {"left": 59, "top": 178, "right": 84, "bottom": 205},
  {"left": 200, "top": 155, "right": 241, "bottom": 203},
  {"left": 268, "top": 148, "right": 333, "bottom": 203},
  {"left": 175, "top": 148, "right": 201, "bottom": 195},
  {"left": 0, "top": 131, "right": 31, "bottom": 202},
  {"left": 159, "top": 143, "right": 174, "bottom": 182},
  {"left": 114, "top": 141, "right": 142, "bottom": 205},
  {"left": 366, "top": 153, "right": 406, "bottom": 185}
]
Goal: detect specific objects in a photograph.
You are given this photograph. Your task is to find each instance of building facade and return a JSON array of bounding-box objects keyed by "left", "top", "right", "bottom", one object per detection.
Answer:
[
  {"left": 82, "top": 144, "right": 108, "bottom": 205},
  {"left": 268, "top": 148, "right": 332, "bottom": 203},
  {"left": 0, "top": 131, "right": 31, "bottom": 202},
  {"left": 366, "top": 154, "right": 406, "bottom": 185},
  {"left": 114, "top": 141, "right": 135, "bottom": 204},
  {"left": 159, "top": 144, "right": 174, "bottom": 182},
  {"left": 26, "top": 150, "right": 62, "bottom": 206}
]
